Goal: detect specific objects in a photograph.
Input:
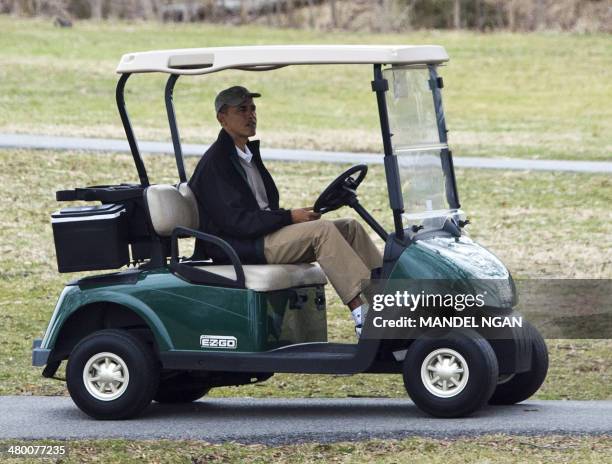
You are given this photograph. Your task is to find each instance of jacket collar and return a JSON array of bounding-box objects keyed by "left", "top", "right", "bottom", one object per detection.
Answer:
[
  {"left": 217, "top": 128, "right": 260, "bottom": 154},
  {"left": 235, "top": 144, "right": 253, "bottom": 163},
  {"left": 217, "top": 129, "right": 253, "bottom": 184}
]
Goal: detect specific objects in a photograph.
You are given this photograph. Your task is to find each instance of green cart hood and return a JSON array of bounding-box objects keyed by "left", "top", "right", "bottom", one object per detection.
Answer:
[{"left": 387, "top": 236, "right": 516, "bottom": 309}]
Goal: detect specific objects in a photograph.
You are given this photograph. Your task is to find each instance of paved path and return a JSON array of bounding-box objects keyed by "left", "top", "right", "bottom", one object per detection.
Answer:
[
  {"left": 2, "top": 133, "right": 611, "bottom": 173},
  {"left": 1, "top": 397, "right": 610, "bottom": 444}
]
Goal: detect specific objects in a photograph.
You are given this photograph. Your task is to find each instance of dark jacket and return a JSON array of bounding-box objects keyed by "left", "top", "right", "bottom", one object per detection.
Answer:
[{"left": 188, "top": 129, "right": 293, "bottom": 263}]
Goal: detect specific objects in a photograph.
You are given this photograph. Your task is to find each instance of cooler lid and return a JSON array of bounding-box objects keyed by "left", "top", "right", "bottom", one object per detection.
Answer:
[{"left": 52, "top": 204, "right": 125, "bottom": 219}]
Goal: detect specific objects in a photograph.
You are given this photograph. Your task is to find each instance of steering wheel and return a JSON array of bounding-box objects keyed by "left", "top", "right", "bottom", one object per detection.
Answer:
[{"left": 313, "top": 164, "right": 368, "bottom": 214}]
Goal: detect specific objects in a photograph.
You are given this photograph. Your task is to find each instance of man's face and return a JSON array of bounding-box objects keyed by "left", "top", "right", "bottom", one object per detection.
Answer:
[{"left": 217, "top": 97, "right": 257, "bottom": 139}]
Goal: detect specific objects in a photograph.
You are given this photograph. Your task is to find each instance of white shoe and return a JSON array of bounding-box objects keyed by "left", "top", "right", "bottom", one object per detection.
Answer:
[{"left": 352, "top": 304, "right": 367, "bottom": 338}]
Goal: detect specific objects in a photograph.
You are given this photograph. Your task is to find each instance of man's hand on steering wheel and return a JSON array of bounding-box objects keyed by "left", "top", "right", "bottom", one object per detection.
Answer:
[{"left": 291, "top": 207, "right": 321, "bottom": 224}]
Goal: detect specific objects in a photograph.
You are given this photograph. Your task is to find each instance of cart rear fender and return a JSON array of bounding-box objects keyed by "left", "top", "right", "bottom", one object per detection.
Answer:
[{"left": 41, "top": 287, "right": 173, "bottom": 359}]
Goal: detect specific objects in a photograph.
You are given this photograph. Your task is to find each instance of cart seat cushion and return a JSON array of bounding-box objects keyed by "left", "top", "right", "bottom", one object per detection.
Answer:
[
  {"left": 145, "top": 183, "right": 199, "bottom": 237},
  {"left": 196, "top": 263, "right": 327, "bottom": 291}
]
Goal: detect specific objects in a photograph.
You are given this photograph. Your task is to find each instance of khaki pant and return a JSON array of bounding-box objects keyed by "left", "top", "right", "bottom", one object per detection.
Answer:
[{"left": 263, "top": 218, "right": 383, "bottom": 304}]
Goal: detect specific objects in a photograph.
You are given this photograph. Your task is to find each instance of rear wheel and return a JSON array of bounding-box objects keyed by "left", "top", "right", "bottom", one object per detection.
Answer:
[
  {"left": 154, "top": 373, "right": 211, "bottom": 403},
  {"left": 403, "top": 329, "right": 498, "bottom": 418},
  {"left": 489, "top": 323, "right": 548, "bottom": 405},
  {"left": 66, "top": 329, "right": 159, "bottom": 420}
]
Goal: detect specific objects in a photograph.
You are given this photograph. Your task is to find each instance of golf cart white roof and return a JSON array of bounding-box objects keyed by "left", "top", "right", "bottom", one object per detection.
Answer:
[{"left": 116, "top": 45, "right": 449, "bottom": 75}]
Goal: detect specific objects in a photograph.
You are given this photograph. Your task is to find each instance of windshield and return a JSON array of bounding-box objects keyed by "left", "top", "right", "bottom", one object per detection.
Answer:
[{"left": 383, "top": 65, "right": 462, "bottom": 231}]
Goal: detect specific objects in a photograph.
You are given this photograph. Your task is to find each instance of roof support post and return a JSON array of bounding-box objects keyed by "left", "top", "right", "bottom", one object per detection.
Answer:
[
  {"left": 164, "top": 74, "right": 188, "bottom": 183},
  {"left": 372, "top": 64, "right": 405, "bottom": 241},
  {"left": 428, "top": 65, "right": 460, "bottom": 209},
  {"left": 116, "top": 73, "right": 149, "bottom": 187}
]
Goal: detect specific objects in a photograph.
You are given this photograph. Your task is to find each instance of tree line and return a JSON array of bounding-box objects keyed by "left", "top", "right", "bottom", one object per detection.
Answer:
[{"left": 1, "top": 0, "right": 609, "bottom": 32}]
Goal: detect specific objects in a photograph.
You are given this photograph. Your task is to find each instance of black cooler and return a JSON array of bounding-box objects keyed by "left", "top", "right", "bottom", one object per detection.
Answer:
[{"left": 51, "top": 204, "right": 129, "bottom": 273}]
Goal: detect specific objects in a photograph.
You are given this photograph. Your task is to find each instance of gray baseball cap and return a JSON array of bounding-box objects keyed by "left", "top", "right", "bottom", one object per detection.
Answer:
[{"left": 214, "top": 86, "right": 261, "bottom": 113}]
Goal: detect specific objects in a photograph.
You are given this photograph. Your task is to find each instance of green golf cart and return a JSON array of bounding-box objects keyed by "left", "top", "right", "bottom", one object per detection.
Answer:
[{"left": 32, "top": 45, "right": 547, "bottom": 420}]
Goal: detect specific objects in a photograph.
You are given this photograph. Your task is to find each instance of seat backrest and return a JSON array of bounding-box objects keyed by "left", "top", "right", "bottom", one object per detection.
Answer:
[{"left": 145, "top": 183, "right": 199, "bottom": 237}]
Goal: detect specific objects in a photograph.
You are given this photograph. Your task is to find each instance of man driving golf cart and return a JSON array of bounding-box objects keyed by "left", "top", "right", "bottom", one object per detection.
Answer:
[
  {"left": 189, "top": 85, "right": 383, "bottom": 336},
  {"left": 34, "top": 45, "right": 547, "bottom": 420}
]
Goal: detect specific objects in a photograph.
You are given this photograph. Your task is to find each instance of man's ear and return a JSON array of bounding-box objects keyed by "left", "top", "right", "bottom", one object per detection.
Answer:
[{"left": 216, "top": 112, "right": 224, "bottom": 126}]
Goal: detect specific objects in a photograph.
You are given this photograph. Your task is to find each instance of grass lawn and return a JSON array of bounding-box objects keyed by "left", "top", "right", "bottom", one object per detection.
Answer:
[
  {"left": 1, "top": 435, "right": 611, "bottom": 463},
  {"left": 1, "top": 17, "right": 610, "bottom": 463},
  {"left": 0, "top": 148, "right": 610, "bottom": 400},
  {"left": 0, "top": 17, "right": 610, "bottom": 160}
]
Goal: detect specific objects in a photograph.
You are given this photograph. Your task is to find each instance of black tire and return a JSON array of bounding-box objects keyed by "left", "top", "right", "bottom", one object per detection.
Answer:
[
  {"left": 154, "top": 373, "right": 211, "bottom": 403},
  {"left": 489, "top": 323, "right": 548, "bottom": 405},
  {"left": 403, "top": 329, "right": 498, "bottom": 418},
  {"left": 66, "top": 329, "right": 159, "bottom": 420}
]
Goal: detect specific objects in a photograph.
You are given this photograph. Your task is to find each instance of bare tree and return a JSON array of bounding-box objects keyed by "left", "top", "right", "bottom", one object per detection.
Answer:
[
  {"left": 475, "top": 0, "right": 484, "bottom": 30},
  {"left": 138, "top": 0, "right": 154, "bottom": 20},
  {"left": 272, "top": 0, "right": 280, "bottom": 27},
  {"left": 240, "top": 0, "right": 248, "bottom": 24},
  {"left": 89, "top": 0, "right": 101, "bottom": 19},
  {"left": 307, "top": 0, "right": 314, "bottom": 28},
  {"left": 453, "top": 0, "right": 461, "bottom": 28},
  {"left": 494, "top": 0, "right": 504, "bottom": 28},
  {"left": 533, "top": 0, "right": 544, "bottom": 30},
  {"left": 286, "top": 0, "right": 296, "bottom": 27},
  {"left": 402, "top": 0, "right": 417, "bottom": 30},
  {"left": 265, "top": 0, "right": 272, "bottom": 26},
  {"left": 505, "top": 0, "right": 516, "bottom": 30},
  {"left": 330, "top": 0, "right": 337, "bottom": 28},
  {"left": 9, "top": 0, "right": 22, "bottom": 14},
  {"left": 378, "top": 0, "right": 391, "bottom": 32}
]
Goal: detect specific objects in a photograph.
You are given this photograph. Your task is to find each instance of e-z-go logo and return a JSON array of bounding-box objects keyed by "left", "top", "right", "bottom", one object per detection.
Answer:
[{"left": 200, "top": 335, "right": 237, "bottom": 349}]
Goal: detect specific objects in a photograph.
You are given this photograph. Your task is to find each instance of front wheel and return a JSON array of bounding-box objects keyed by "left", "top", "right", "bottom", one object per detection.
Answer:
[
  {"left": 403, "top": 329, "right": 498, "bottom": 418},
  {"left": 66, "top": 329, "right": 159, "bottom": 420},
  {"left": 489, "top": 322, "right": 548, "bottom": 405}
]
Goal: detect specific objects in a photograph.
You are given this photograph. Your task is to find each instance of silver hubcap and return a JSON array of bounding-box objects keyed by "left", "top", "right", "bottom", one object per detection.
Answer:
[
  {"left": 421, "top": 348, "right": 469, "bottom": 398},
  {"left": 83, "top": 352, "right": 130, "bottom": 401}
]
